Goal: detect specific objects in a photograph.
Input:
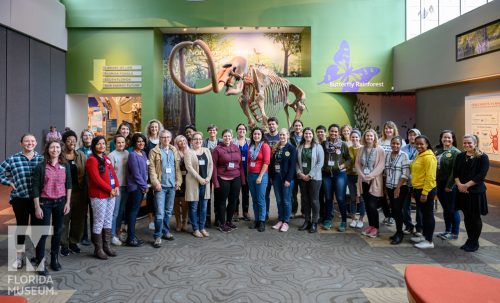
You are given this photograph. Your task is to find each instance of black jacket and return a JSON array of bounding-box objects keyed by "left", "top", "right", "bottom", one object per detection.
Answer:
[
  {"left": 453, "top": 152, "right": 489, "bottom": 194},
  {"left": 269, "top": 143, "right": 297, "bottom": 183}
]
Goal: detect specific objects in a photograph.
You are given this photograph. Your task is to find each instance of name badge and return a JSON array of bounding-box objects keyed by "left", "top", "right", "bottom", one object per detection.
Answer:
[
  {"left": 250, "top": 162, "right": 256, "bottom": 168},
  {"left": 242, "top": 156, "right": 246, "bottom": 161},
  {"left": 165, "top": 167, "right": 172, "bottom": 174},
  {"left": 328, "top": 160, "right": 335, "bottom": 167},
  {"left": 275, "top": 164, "right": 281, "bottom": 171},
  {"left": 59, "top": 165, "right": 65, "bottom": 170},
  {"left": 228, "top": 162, "right": 235, "bottom": 169},
  {"left": 363, "top": 167, "right": 370, "bottom": 175},
  {"left": 147, "top": 160, "right": 150, "bottom": 165},
  {"left": 199, "top": 159, "right": 206, "bottom": 166},
  {"left": 302, "top": 162, "right": 308, "bottom": 168},
  {"left": 336, "top": 149, "right": 341, "bottom": 155}
]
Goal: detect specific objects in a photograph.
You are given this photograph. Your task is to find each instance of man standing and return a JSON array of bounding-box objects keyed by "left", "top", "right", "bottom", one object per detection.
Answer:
[
  {"left": 264, "top": 117, "right": 280, "bottom": 221},
  {"left": 149, "top": 130, "right": 182, "bottom": 248}
]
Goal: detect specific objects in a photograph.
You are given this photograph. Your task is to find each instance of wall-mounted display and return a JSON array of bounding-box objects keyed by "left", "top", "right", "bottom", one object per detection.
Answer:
[
  {"left": 465, "top": 93, "right": 500, "bottom": 162},
  {"left": 168, "top": 40, "right": 306, "bottom": 130},
  {"left": 456, "top": 19, "right": 499, "bottom": 61},
  {"left": 163, "top": 30, "right": 308, "bottom": 132}
]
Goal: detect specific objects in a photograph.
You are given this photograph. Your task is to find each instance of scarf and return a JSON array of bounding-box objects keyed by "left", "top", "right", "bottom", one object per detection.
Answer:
[{"left": 250, "top": 142, "right": 264, "bottom": 161}]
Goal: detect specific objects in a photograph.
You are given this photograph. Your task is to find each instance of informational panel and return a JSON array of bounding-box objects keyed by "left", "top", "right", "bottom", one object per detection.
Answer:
[{"left": 465, "top": 93, "right": 500, "bottom": 162}]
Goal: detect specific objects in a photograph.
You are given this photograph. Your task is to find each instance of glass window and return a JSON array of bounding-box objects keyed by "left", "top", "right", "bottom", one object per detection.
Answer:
[
  {"left": 439, "top": 0, "right": 460, "bottom": 24},
  {"left": 406, "top": 0, "right": 421, "bottom": 39},
  {"left": 421, "top": 0, "right": 439, "bottom": 33},
  {"left": 461, "top": 0, "right": 487, "bottom": 14}
]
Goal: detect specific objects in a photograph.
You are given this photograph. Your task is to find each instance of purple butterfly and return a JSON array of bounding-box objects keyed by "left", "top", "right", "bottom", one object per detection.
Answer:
[{"left": 319, "top": 40, "right": 380, "bottom": 92}]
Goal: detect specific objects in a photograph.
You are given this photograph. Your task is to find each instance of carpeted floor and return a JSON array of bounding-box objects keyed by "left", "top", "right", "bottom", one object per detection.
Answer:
[{"left": 1, "top": 185, "right": 500, "bottom": 302}]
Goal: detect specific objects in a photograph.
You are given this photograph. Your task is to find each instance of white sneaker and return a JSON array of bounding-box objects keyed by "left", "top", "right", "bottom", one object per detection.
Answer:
[
  {"left": 356, "top": 220, "right": 364, "bottom": 229},
  {"left": 411, "top": 236, "right": 425, "bottom": 243},
  {"left": 148, "top": 222, "right": 155, "bottom": 230},
  {"left": 349, "top": 220, "right": 358, "bottom": 228},
  {"left": 414, "top": 240, "right": 434, "bottom": 249},
  {"left": 12, "top": 256, "right": 24, "bottom": 269},
  {"left": 112, "top": 236, "right": 122, "bottom": 246}
]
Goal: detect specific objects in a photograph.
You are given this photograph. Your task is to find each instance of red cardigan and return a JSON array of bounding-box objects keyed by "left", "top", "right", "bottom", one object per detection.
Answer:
[{"left": 86, "top": 155, "right": 120, "bottom": 199}]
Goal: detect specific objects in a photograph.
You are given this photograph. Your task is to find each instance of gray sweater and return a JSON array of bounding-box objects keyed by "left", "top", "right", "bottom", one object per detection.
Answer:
[{"left": 108, "top": 150, "right": 129, "bottom": 186}]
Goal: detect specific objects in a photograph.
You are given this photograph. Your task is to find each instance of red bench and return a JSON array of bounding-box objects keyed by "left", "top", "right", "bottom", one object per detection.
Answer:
[{"left": 405, "top": 264, "right": 500, "bottom": 303}]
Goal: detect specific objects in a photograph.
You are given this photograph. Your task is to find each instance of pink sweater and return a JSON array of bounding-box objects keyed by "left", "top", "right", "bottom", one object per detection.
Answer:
[{"left": 355, "top": 146, "right": 385, "bottom": 197}]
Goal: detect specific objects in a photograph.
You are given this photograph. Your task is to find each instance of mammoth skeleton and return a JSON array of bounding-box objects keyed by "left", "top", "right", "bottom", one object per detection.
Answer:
[{"left": 168, "top": 40, "right": 306, "bottom": 129}]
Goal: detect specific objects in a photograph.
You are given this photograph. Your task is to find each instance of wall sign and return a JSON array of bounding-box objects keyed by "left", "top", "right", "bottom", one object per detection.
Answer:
[{"left": 89, "top": 60, "right": 142, "bottom": 90}]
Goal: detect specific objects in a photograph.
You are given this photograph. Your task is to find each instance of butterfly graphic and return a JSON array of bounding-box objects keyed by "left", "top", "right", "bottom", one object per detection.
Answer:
[{"left": 319, "top": 40, "right": 380, "bottom": 92}]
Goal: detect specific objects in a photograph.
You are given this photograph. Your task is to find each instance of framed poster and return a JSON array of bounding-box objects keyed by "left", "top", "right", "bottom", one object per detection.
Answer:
[
  {"left": 465, "top": 93, "right": 500, "bottom": 162},
  {"left": 456, "top": 19, "right": 500, "bottom": 61}
]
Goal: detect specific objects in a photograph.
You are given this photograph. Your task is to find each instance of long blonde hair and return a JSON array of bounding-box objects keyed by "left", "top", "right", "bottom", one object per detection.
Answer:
[
  {"left": 463, "top": 134, "right": 483, "bottom": 157},
  {"left": 361, "top": 129, "right": 379, "bottom": 147},
  {"left": 272, "top": 128, "right": 289, "bottom": 155},
  {"left": 144, "top": 119, "right": 164, "bottom": 139}
]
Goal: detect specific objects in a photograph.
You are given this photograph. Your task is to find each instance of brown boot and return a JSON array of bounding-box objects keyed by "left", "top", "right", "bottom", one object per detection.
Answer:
[
  {"left": 91, "top": 233, "right": 108, "bottom": 260},
  {"left": 102, "top": 229, "right": 117, "bottom": 257}
]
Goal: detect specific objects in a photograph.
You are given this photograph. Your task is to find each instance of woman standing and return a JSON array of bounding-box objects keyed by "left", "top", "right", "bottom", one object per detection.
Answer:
[
  {"left": 212, "top": 129, "right": 245, "bottom": 233},
  {"left": 347, "top": 130, "right": 365, "bottom": 229},
  {"left": 125, "top": 133, "right": 149, "bottom": 247},
  {"left": 174, "top": 135, "right": 190, "bottom": 232},
  {"left": 109, "top": 121, "right": 132, "bottom": 152},
  {"left": 270, "top": 128, "right": 297, "bottom": 232},
  {"left": 321, "top": 124, "right": 351, "bottom": 232},
  {"left": 108, "top": 135, "right": 129, "bottom": 245},
  {"left": 247, "top": 127, "right": 271, "bottom": 232},
  {"left": 144, "top": 119, "right": 164, "bottom": 230},
  {"left": 454, "top": 135, "right": 489, "bottom": 252},
  {"left": 296, "top": 127, "right": 324, "bottom": 233},
  {"left": 0, "top": 134, "right": 43, "bottom": 269},
  {"left": 384, "top": 136, "right": 410, "bottom": 245},
  {"left": 233, "top": 123, "right": 250, "bottom": 221},
  {"left": 78, "top": 129, "right": 93, "bottom": 246},
  {"left": 435, "top": 130, "right": 461, "bottom": 241},
  {"left": 356, "top": 129, "right": 385, "bottom": 238},
  {"left": 32, "top": 140, "right": 72, "bottom": 275},
  {"left": 410, "top": 135, "right": 437, "bottom": 249},
  {"left": 290, "top": 119, "right": 304, "bottom": 218},
  {"left": 86, "top": 136, "right": 119, "bottom": 259},
  {"left": 60, "top": 131, "right": 87, "bottom": 256},
  {"left": 185, "top": 132, "right": 213, "bottom": 238}
]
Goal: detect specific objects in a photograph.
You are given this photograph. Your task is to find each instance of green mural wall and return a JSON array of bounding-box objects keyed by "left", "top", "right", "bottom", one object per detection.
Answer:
[{"left": 63, "top": 0, "right": 405, "bottom": 131}]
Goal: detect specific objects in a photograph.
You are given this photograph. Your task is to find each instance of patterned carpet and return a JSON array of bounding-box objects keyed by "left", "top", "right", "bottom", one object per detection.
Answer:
[{"left": 1, "top": 186, "right": 500, "bottom": 303}]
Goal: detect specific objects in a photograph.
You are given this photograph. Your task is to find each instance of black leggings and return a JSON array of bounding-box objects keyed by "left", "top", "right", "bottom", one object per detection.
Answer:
[
  {"left": 235, "top": 183, "right": 249, "bottom": 214},
  {"left": 413, "top": 188, "right": 436, "bottom": 242},
  {"left": 387, "top": 186, "right": 409, "bottom": 233},
  {"left": 215, "top": 177, "right": 241, "bottom": 225},
  {"left": 362, "top": 182, "right": 380, "bottom": 229},
  {"left": 11, "top": 197, "right": 35, "bottom": 247}
]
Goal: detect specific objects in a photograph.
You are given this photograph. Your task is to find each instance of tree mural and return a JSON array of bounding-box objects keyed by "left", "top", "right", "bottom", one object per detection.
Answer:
[
  {"left": 353, "top": 95, "right": 380, "bottom": 134},
  {"left": 264, "top": 33, "right": 301, "bottom": 77}
]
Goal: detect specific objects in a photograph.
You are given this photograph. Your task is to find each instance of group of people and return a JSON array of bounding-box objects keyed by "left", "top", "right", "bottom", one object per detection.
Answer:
[{"left": 0, "top": 118, "right": 490, "bottom": 277}]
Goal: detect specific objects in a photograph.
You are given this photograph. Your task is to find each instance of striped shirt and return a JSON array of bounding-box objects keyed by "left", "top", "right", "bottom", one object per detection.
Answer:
[
  {"left": 384, "top": 151, "right": 410, "bottom": 189},
  {"left": 0, "top": 152, "right": 44, "bottom": 201}
]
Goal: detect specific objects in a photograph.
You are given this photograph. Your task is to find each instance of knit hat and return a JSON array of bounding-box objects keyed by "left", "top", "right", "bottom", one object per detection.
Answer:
[{"left": 408, "top": 128, "right": 421, "bottom": 136}]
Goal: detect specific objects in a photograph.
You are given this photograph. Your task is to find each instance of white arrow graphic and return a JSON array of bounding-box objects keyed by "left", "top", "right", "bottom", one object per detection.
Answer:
[{"left": 89, "top": 59, "right": 105, "bottom": 91}]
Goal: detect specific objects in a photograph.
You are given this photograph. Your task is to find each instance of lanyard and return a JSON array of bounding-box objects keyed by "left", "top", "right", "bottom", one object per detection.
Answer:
[{"left": 363, "top": 147, "right": 375, "bottom": 168}]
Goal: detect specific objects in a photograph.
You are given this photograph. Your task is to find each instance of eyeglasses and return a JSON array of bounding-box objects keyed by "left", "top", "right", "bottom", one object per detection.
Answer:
[{"left": 160, "top": 136, "right": 170, "bottom": 139}]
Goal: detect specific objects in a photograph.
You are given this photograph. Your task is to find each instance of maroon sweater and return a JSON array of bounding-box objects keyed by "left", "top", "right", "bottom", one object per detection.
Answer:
[{"left": 212, "top": 142, "right": 246, "bottom": 188}]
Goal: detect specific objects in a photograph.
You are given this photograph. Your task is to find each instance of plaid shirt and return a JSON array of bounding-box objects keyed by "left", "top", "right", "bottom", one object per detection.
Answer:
[
  {"left": 384, "top": 151, "right": 410, "bottom": 189},
  {"left": 0, "top": 152, "right": 44, "bottom": 201},
  {"left": 41, "top": 162, "right": 67, "bottom": 199}
]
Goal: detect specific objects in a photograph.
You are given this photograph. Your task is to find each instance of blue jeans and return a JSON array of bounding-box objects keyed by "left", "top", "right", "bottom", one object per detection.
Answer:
[
  {"left": 265, "top": 181, "right": 273, "bottom": 218},
  {"left": 437, "top": 182, "right": 460, "bottom": 235},
  {"left": 347, "top": 174, "right": 365, "bottom": 217},
  {"left": 126, "top": 189, "right": 143, "bottom": 241},
  {"left": 248, "top": 172, "right": 268, "bottom": 222},
  {"left": 188, "top": 185, "right": 208, "bottom": 231},
  {"left": 273, "top": 175, "right": 293, "bottom": 222},
  {"left": 112, "top": 186, "right": 129, "bottom": 237},
  {"left": 154, "top": 186, "right": 176, "bottom": 238},
  {"left": 323, "top": 172, "right": 347, "bottom": 222}
]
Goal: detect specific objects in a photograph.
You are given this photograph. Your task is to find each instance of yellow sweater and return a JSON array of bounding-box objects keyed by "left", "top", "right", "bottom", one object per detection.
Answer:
[{"left": 411, "top": 149, "right": 437, "bottom": 195}]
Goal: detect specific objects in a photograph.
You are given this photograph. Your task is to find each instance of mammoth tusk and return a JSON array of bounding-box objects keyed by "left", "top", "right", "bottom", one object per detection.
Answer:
[{"left": 168, "top": 40, "right": 220, "bottom": 94}]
